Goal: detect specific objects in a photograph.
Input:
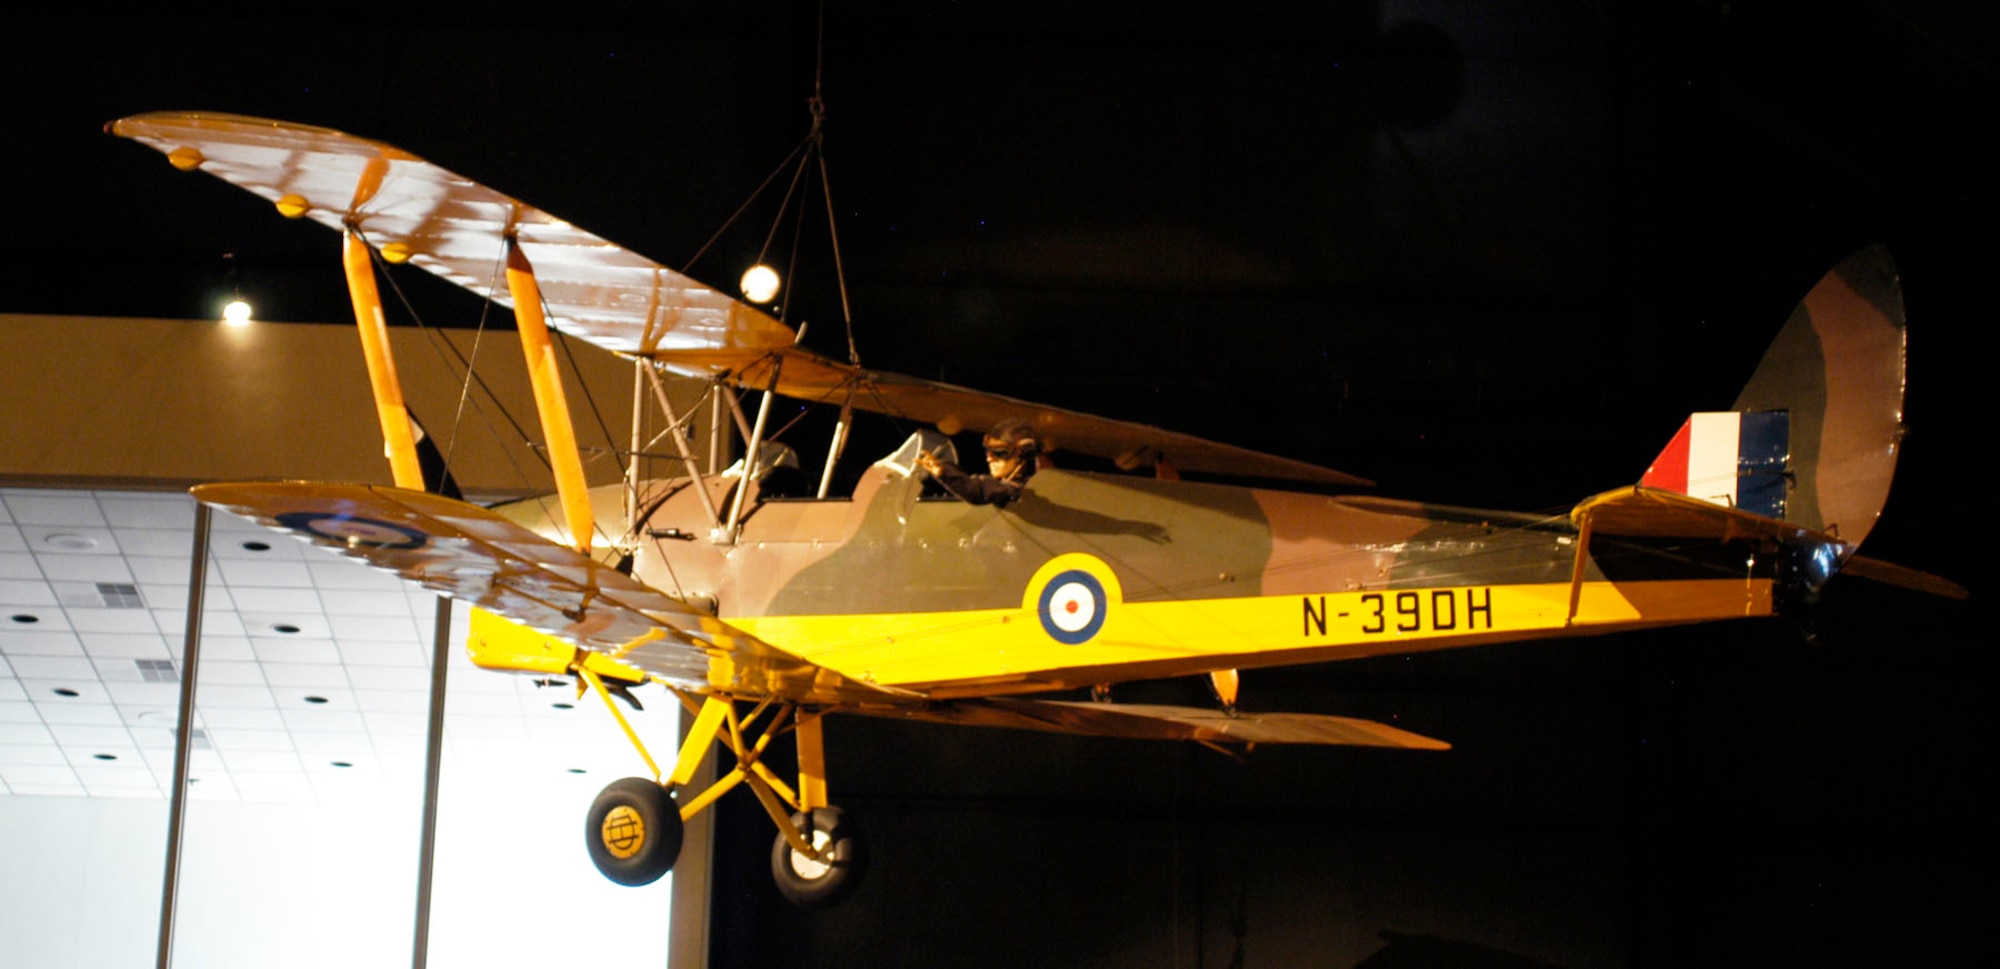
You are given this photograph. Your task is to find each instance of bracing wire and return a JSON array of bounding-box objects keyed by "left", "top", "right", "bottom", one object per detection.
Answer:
[
  {"left": 357, "top": 228, "right": 551, "bottom": 489},
  {"left": 441, "top": 258, "right": 495, "bottom": 488},
  {"left": 549, "top": 308, "right": 628, "bottom": 479}
]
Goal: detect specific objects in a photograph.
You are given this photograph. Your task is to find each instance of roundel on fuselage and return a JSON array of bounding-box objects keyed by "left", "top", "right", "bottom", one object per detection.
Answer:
[{"left": 1023, "top": 554, "right": 1123, "bottom": 646}]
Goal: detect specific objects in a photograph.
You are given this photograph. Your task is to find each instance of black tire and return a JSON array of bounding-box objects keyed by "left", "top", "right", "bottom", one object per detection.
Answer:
[
  {"left": 769, "top": 806, "right": 867, "bottom": 908},
  {"left": 585, "top": 777, "right": 683, "bottom": 886}
]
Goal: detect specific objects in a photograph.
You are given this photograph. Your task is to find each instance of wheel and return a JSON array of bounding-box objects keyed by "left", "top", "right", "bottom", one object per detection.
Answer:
[
  {"left": 769, "top": 806, "right": 867, "bottom": 908},
  {"left": 584, "top": 777, "right": 683, "bottom": 886}
]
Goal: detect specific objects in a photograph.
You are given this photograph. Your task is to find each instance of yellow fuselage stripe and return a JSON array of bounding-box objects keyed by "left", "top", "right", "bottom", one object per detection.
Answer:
[{"left": 732, "top": 579, "right": 1772, "bottom": 689}]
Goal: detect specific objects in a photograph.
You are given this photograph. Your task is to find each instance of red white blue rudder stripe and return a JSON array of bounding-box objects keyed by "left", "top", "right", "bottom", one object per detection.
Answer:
[{"left": 1641, "top": 410, "right": 1790, "bottom": 519}]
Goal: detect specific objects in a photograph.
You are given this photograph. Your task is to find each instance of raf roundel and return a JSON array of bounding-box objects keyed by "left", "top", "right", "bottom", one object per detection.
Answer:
[
  {"left": 274, "top": 512, "right": 427, "bottom": 550},
  {"left": 1037, "top": 569, "right": 1108, "bottom": 645}
]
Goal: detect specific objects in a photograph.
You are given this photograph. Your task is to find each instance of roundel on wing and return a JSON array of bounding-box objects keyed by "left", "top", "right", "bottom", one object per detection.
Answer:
[
  {"left": 274, "top": 512, "right": 427, "bottom": 550},
  {"left": 1037, "top": 569, "right": 1107, "bottom": 645}
]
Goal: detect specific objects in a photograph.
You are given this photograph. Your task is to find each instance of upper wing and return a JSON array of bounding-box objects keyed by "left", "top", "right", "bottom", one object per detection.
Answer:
[
  {"left": 724, "top": 349, "right": 1370, "bottom": 485},
  {"left": 109, "top": 111, "right": 795, "bottom": 358},
  {"left": 111, "top": 111, "right": 1367, "bottom": 487},
  {"left": 193, "top": 481, "right": 915, "bottom": 705}
]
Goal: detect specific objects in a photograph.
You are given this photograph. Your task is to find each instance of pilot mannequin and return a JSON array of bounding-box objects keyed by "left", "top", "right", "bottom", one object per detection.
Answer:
[{"left": 915, "top": 418, "right": 1040, "bottom": 507}]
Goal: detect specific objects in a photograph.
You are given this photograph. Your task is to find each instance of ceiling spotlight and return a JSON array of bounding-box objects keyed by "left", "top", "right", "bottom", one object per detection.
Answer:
[
  {"left": 740, "top": 263, "right": 781, "bottom": 304},
  {"left": 221, "top": 299, "right": 253, "bottom": 327}
]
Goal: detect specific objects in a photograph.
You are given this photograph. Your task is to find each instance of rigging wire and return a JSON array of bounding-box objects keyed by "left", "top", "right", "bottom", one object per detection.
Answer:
[
  {"left": 549, "top": 317, "right": 627, "bottom": 479},
  {"left": 357, "top": 228, "right": 550, "bottom": 489},
  {"left": 358, "top": 226, "right": 637, "bottom": 558},
  {"left": 439, "top": 252, "right": 499, "bottom": 492}
]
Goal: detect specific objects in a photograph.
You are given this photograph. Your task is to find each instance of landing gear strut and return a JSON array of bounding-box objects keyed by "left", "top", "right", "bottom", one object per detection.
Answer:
[
  {"left": 573, "top": 672, "right": 868, "bottom": 907},
  {"left": 770, "top": 806, "right": 867, "bottom": 908}
]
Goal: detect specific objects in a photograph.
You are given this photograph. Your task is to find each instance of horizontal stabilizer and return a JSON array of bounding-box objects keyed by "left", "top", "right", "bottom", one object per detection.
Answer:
[
  {"left": 1841, "top": 554, "right": 1969, "bottom": 599},
  {"left": 876, "top": 698, "right": 1451, "bottom": 749},
  {"left": 1572, "top": 486, "right": 1964, "bottom": 598},
  {"left": 1572, "top": 485, "right": 1832, "bottom": 543}
]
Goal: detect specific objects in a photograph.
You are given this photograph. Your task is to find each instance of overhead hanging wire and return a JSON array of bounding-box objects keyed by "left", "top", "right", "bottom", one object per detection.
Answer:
[
  {"left": 681, "top": 0, "right": 861, "bottom": 365},
  {"left": 360, "top": 0, "right": 866, "bottom": 512}
]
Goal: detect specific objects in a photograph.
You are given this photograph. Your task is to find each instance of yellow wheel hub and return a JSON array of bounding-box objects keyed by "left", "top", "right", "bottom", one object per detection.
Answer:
[{"left": 601, "top": 805, "right": 646, "bottom": 859}]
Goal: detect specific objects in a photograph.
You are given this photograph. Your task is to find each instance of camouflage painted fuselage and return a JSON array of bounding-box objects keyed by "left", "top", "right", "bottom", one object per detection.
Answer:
[{"left": 516, "top": 460, "right": 1775, "bottom": 699}]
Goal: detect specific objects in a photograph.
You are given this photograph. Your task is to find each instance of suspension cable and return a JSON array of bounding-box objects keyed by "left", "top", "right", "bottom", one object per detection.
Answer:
[{"left": 681, "top": 138, "right": 811, "bottom": 277}]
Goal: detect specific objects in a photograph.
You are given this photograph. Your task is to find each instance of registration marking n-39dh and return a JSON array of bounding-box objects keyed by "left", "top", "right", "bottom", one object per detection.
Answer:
[{"left": 1303, "top": 588, "right": 1496, "bottom": 638}]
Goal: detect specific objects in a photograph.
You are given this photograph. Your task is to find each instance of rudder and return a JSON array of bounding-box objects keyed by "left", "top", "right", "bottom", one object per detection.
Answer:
[{"left": 1641, "top": 247, "right": 1906, "bottom": 549}]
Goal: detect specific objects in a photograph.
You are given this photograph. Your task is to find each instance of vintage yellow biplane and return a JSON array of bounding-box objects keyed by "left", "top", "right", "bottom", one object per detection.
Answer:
[{"left": 109, "top": 111, "right": 1960, "bottom": 907}]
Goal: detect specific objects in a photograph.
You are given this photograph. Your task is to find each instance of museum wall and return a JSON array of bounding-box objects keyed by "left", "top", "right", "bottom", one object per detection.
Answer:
[
  {"left": 0, "top": 701, "right": 680, "bottom": 966},
  {"left": 0, "top": 313, "right": 708, "bottom": 498}
]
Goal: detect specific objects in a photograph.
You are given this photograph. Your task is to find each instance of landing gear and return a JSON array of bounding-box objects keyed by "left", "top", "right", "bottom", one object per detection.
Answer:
[
  {"left": 576, "top": 678, "right": 866, "bottom": 906},
  {"left": 585, "top": 777, "right": 683, "bottom": 886},
  {"left": 770, "top": 806, "right": 867, "bottom": 908}
]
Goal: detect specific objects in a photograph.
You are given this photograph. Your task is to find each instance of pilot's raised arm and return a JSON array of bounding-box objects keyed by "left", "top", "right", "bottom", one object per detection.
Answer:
[{"left": 915, "top": 419, "right": 1040, "bottom": 507}]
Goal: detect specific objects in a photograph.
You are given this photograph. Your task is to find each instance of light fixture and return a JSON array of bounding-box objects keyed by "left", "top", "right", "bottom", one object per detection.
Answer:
[
  {"left": 222, "top": 298, "right": 253, "bottom": 327},
  {"left": 740, "top": 263, "right": 781, "bottom": 304},
  {"left": 219, "top": 249, "right": 253, "bottom": 326}
]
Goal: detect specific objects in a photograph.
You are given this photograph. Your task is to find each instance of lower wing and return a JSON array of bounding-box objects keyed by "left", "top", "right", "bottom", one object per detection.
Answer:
[
  {"left": 869, "top": 698, "right": 1450, "bottom": 749},
  {"left": 193, "top": 481, "right": 914, "bottom": 705}
]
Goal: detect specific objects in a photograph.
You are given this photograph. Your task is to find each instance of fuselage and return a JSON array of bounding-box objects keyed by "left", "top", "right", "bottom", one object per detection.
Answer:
[{"left": 502, "top": 455, "right": 1776, "bottom": 699}]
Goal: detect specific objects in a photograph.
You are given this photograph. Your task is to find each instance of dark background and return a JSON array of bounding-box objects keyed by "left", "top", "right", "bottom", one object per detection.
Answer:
[{"left": 6, "top": 2, "right": 1986, "bottom": 965}]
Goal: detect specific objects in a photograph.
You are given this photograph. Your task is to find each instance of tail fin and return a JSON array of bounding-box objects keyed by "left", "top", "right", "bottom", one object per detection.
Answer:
[{"left": 1641, "top": 246, "right": 1906, "bottom": 548}]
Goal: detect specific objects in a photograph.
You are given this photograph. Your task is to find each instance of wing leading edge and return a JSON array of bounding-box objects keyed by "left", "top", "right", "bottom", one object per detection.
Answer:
[{"left": 111, "top": 111, "right": 1366, "bottom": 487}]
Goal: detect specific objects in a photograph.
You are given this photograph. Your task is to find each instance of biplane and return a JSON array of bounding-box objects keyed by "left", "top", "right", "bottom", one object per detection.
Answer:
[{"left": 108, "top": 111, "right": 1959, "bottom": 908}]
